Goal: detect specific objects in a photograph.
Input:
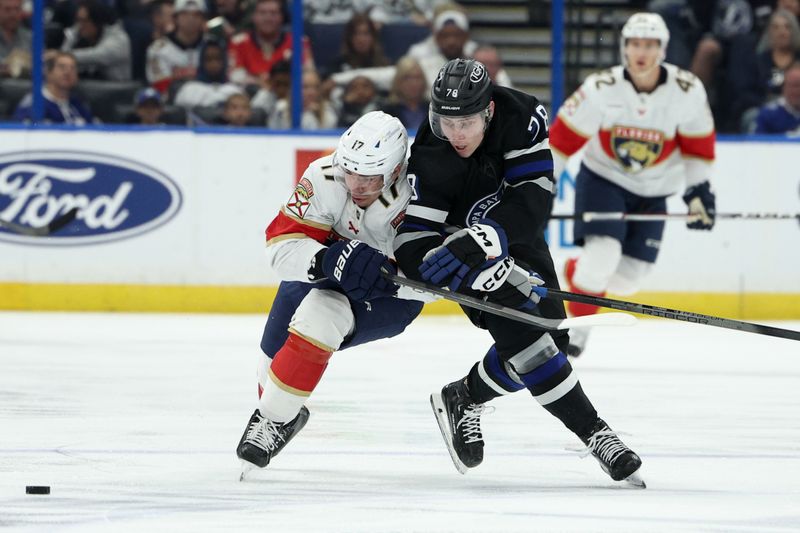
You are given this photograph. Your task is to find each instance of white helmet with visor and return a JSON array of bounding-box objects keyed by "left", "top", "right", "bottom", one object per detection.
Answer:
[
  {"left": 333, "top": 111, "right": 408, "bottom": 193},
  {"left": 620, "top": 12, "right": 670, "bottom": 67}
]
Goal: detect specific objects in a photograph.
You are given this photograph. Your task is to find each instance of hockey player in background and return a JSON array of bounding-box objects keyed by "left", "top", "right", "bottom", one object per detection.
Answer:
[
  {"left": 236, "top": 111, "right": 425, "bottom": 475},
  {"left": 549, "top": 12, "right": 716, "bottom": 357},
  {"left": 394, "top": 58, "right": 644, "bottom": 486}
]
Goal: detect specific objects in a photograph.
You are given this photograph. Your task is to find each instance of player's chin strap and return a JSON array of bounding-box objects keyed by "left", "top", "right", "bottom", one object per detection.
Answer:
[{"left": 384, "top": 271, "right": 800, "bottom": 342}]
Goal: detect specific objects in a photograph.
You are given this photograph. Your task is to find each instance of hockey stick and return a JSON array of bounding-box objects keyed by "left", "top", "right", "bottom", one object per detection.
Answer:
[
  {"left": 549, "top": 212, "right": 800, "bottom": 222},
  {"left": 0, "top": 208, "right": 79, "bottom": 237},
  {"left": 383, "top": 272, "right": 636, "bottom": 330},
  {"left": 542, "top": 288, "right": 800, "bottom": 342}
]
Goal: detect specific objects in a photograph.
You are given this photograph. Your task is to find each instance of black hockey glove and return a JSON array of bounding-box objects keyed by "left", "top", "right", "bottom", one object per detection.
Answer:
[
  {"left": 683, "top": 181, "right": 716, "bottom": 230},
  {"left": 322, "top": 240, "right": 398, "bottom": 302},
  {"left": 419, "top": 219, "right": 510, "bottom": 292},
  {"left": 486, "top": 265, "right": 547, "bottom": 311}
]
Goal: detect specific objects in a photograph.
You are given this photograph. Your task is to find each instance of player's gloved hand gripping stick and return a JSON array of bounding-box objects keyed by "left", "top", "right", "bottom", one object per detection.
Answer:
[
  {"left": 419, "top": 219, "right": 547, "bottom": 311},
  {"left": 682, "top": 181, "right": 716, "bottom": 230},
  {"left": 322, "top": 239, "right": 399, "bottom": 302}
]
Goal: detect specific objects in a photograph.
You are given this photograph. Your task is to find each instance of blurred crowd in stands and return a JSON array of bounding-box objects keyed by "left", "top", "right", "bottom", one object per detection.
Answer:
[
  {"left": 649, "top": 0, "right": 800, "bottom": 135},
  {"left": 1, "top": 0, "right": 798, "bottom": 135},
  {"left": 0, "top": 0, "right": 513, "bottom": 130}
]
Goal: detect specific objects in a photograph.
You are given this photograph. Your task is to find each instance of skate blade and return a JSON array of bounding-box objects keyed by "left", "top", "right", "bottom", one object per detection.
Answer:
[
  {"left": 239, "top": 461, "right": 256, "bottom": 482},
  {"left": 623, "top": 472, "right": 646, "bottom": 489},
  {"left": 429, "top": 393, "right": 468, "bottom": 475}
]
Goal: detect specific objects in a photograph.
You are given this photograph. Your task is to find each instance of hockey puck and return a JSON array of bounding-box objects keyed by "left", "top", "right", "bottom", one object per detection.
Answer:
[{"left": 25, "top": 486, "right": 50, "bottom": 495}]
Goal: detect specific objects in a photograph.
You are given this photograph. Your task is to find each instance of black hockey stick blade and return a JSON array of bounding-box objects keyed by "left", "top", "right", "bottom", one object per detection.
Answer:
[
  {"left": 543, "top": 288, "right": 800, "bottom": 342},
  {"left": 0, "top": 208, "right": 79, "bottom": 237},
  {"left": 384, "top": 271, "right": 636, "bottom": 330}
]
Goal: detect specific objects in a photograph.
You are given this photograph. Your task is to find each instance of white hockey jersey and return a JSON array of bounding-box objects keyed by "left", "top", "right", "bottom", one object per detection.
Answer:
[
  {"left": 146, "top": 34, "right": 203, "bottom": 92},
  {"left": 550, "top": 63, "right": 715, "bottom": 197},
  {"left": 265, "top": 153, "right": 423, "bottom": 299}
]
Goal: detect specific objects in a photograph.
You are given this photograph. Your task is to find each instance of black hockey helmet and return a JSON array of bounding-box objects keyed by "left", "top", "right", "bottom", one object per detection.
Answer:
[{"left": 429, "top": 58, "right": 493, "bottom": 141}]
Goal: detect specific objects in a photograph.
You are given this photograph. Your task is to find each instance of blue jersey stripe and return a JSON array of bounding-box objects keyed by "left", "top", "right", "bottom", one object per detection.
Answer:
[{"left": 505, "top": 160, "right": 554, "bottom": 182}]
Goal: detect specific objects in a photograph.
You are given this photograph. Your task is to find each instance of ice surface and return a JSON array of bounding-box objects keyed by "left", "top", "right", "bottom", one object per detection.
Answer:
[{"left": 1, "top": 312, "right": 799, "bottom": 532}]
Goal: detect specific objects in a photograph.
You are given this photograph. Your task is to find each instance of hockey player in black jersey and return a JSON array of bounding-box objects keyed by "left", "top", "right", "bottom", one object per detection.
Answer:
[{"left": 394, "top": 58, "right": 645, "bottom": 486}]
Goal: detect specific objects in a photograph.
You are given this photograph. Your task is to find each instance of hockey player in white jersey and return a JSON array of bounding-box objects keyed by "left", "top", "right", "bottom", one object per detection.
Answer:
[
  {"left": 236, "top": 111, "right": 425, "bottom": 475},
  {"left": 549, "top": 12, "right": 716, "bottom": 357}
]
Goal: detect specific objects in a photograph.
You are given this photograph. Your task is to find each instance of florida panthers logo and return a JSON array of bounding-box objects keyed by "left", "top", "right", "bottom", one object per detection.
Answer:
[{"left": 610, "top": 126, "right": 664, "bottom": 173}]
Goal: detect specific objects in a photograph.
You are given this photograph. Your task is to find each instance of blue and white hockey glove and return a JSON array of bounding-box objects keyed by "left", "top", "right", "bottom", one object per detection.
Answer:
[
  {"left": 419, "top": 219, "right": 510, "bottom": 292},
  {"left": 683, "top": 181, "right": 716, "bottom": 230},
  {"left": 487, "top": 265, "right": 547, "bottom": 311},
  {"left": 322, "top": 240, "right": 398, "bottom": 302}
]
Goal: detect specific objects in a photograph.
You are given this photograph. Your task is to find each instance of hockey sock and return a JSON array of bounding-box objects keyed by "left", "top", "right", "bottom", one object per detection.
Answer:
[
  {"left": 466, "top": 346, "right": 526, "bottom": 403},
  {"left": 259, "top": 333, "right": 333, "bottom": 423},
  {"left": 520, "top": 351, "right": 598, "bottom": 436},
  {"left": 257, "top": 352, "right": 273, "bottom": 399},
  {"left": 565, "top": 257, "right": 606, "bottom": 316}
]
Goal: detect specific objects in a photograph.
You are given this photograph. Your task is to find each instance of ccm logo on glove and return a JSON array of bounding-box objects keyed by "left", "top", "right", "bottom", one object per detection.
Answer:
[{"left": 473, "top": 256, "right": 514, "bottom": 291}]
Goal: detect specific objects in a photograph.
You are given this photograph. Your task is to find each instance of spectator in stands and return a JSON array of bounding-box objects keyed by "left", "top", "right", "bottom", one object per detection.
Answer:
[
  {"left": 336, "top": 74, "right": 379, "bottom": 127},
  {"left": 146, "top": 0, "right": 206, "bottom": 93},
  {"left": 0, "top": 0, "right": 31, "bottom": 78},
  {"left": 730, "top": 8, "right": 800, "bottom": 129},
  {"left": 321, "top": 13, "right": 389, "bottom": 80},
  {"left": 407, "top": 4, "right": 477, "bottom": 85},
  {"left": 757, "top": 8, "right": 800, "bottom": 97},
  {"left": 217, "top": 91, "right": 253, "bottom": 125},
  {"left": 13, "top": 51, "right": 96, "bottom": 124},
  {"left": 472, "top": 44, "right": 513, "bottom": 88},
  {"left": 369, "top": 0, "right": 449, "bottom": 26},
  {"left": 303, "top": 0, "right": 363, "bottom": 24},
  {"left": 648, "top": 1, "right": 720, "bottom": 69},
  {"left": 299, "top": 68, "right": 337, "bottom": 129},
  {"left": 252, "top": 59, "right": 291, "bottom": 118},
  {"left": 266, "top": 68, "right": 337, "bottom": 129},
  {"left": 206, "top": 0, "right": 248, "bottom": 41},
  {"left": 228, "top": 0, "right": 313, "bottom": 87},
  {"left": 61, "top": 0, "right": 132, "bottom": 81},
  {"left": 174, "top": 37, "right": 242, "bottom": 108},
  {"left": 150, "top": 0, "right": 175, "bottom": 42},
  {"left": 128, "top": 86, "right": 166, "bottom": 124},
  {"left": 380, "top": 55, "right": 427, "bottom": 130},
  {"left": 754, "top": 61, "right": 800, "bottom": 133},
  {"left": 689, "top": 1, "right": 755, "bottom": 89}
]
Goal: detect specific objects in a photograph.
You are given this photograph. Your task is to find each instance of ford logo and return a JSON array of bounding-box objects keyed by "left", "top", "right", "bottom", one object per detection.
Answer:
[{"left": 0, "top": 151, "right": 182, "bottom": 246}]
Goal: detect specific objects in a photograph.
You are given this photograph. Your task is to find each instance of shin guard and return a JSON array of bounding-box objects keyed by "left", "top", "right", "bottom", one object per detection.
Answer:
[{"left": 259, "top": 333, "right": 333, "bottom": 422}]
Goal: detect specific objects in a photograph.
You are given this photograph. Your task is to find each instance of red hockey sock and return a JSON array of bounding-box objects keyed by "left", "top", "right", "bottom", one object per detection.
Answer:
[
  {"left": 268, "top": 333, "right": 333, "bottom": 395},
  {"left": 564, "top": 257, "right": 606, "bottom": 317}
]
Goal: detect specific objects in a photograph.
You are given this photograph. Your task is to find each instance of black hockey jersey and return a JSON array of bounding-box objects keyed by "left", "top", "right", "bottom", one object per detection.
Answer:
[{"left": 394, "top": 85, "right": 558, "bottom": 287}]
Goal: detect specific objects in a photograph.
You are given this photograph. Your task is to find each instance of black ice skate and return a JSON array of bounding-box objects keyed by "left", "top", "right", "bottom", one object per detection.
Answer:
[
  {"left": 579, "top": 418, "right": 645, "bottom": 488},
  {"left": 430, "top": 379, "right": 494, "bottom": 474},
  {"left": 237, "top": 406, "right": 310, "bottom": 480}
]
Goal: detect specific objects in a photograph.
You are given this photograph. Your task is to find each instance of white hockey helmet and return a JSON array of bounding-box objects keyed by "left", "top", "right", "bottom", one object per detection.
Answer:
[
  {"left": 620, "top": 12, "right": 670, "bottom": 66},
  {"left": 333, "top": 111, "right": 409, "bottom": 192}
]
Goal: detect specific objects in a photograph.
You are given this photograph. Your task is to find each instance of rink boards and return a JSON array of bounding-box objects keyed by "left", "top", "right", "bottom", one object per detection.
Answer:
[{"left": 0, "top": 127, "right": 798, "bottom": 318}]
